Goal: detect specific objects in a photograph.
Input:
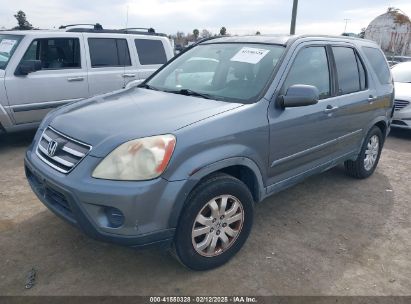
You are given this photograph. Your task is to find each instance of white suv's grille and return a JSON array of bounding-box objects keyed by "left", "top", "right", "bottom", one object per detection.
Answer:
[
  {"left": 36, "top": 127, "right": 91, "bottom": 173},
  {"left": 394, "top": 100, "right": 410, "bottom": 111}
]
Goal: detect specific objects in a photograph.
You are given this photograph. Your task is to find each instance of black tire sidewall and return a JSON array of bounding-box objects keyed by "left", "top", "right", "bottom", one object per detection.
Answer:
[{"left": 174, "top": 176, "right": 254, "bottom": 271}]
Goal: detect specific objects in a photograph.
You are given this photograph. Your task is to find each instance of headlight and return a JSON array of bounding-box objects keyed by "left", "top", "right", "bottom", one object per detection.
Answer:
[{"left": 92, "top": 134, "right": 176, "bottom": 181}]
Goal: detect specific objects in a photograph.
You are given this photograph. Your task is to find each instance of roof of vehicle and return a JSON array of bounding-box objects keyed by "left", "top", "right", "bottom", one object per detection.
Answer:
[
  {"left": 0, "top": 28, "right": 168, "bottom": 38},
  {"left": 200, "top": 34, "right": 378, "bottom": 47}
]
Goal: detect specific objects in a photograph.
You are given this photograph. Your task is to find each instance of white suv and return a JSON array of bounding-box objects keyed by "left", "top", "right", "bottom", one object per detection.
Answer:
[{"left": 0, "top": 25, "right": 174, "bottom": 133}]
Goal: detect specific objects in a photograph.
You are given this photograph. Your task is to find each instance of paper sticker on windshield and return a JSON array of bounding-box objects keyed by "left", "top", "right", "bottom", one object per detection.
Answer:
[
  {"left": 230, "top": 47, "right": 269, "bottom": 64},
  {"left": 0, "top": 39, "right": 17, "bottom": 53}
]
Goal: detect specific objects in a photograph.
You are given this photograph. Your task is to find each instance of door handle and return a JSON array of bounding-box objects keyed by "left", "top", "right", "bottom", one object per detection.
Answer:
[
  {"left": 368, "top": 95, "right": 377, "bottom": 104},
  {"left": 122, "top": 73, "right": 136, "bottom": 78},
  {"left": 67, "top": 76, "right": 85, "bottom": 82},
  {"left": 324, "top": 105, "right": 339, "bottom": 113}
]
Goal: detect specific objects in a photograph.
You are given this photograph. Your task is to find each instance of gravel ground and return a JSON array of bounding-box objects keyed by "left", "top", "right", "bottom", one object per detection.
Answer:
[{"left": 0, "top": 128, "right": 410, "bottom": 296}]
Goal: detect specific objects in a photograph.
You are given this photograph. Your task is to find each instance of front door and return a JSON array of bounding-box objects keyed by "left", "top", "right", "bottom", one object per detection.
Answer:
[
  {"left": 5, "top": 37, "right": 89, "bottom": 124},
  {"left": 267, "top": 44, "right": 345, "bottom": 187}
]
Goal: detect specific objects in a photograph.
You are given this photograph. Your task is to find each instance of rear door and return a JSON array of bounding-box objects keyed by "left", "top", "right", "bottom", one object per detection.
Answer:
[
  {"left": 326, "top": 44, "right": 372, "bottom": 154},
  {"left": 85, "top": 35, "right": 137, "bottom": 96},
  {"left": 5, "top": 35, "right": 89, "bottom": 124}
]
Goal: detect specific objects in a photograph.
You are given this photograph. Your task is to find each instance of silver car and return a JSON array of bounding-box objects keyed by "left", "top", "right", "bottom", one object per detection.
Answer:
[
  {"left": 0, "top": 27, "right": 174, "bottom": 134},
  {"left": 391, "top": 62, "right": 411, "bottom": 129}
]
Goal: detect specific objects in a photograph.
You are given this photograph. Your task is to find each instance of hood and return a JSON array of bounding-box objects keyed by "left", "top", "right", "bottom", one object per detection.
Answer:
[
  {"left": 394, "top": 82, "right": 411, "bottom": 101},
  {"left": 49, "top": 87, "right": 242, "bottom": 157},
  {"left": 0, "top": 70, "right": 5, "bottom": 78}
]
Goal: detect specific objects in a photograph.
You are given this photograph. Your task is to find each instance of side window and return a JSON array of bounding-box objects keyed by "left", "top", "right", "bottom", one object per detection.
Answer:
[
  {"left": 134, "top": 39, "right": 167, "bottom": 65},
  {"left": 332, "top": 47, "right": 365, "bottom": 94},
  {"left": 23, "top": 41, "right": 38, "bottom": 61},
  {"left": 282, "top": 46, "right": 330, "bottom": 99},
  {"left": 22, "top": 38, "right": 81, "bottom": 69},
  {"left": 88, "top": 38, "right": 131, "bottom": 68},
  {"left": 362, "top": 47, "right": 391, "bottom": 84}
]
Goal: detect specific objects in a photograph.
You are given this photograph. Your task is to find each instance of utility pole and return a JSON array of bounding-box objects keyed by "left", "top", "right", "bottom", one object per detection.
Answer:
[
  {"left": 290, "top": 0, "right": 299, "bottom": 35},
  {"left": 343, "top": 18, "right": 351, "bottom": 33}
]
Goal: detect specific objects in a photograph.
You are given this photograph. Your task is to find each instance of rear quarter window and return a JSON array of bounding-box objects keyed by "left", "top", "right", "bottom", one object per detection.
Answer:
[
  {"left": 362, "top": 47, "right": 391, "bottom": 84},
  {"left": 134, "top": 39, "right": 167, "bottom": 65}
]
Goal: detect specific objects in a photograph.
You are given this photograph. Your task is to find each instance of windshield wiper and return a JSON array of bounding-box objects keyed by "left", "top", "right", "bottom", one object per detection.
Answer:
[
  {"left": 167, "top": 88, "right": 212, "bottom": 99},
  {"left": 139, "top": 83, "right": 153, "bottom": 89}
]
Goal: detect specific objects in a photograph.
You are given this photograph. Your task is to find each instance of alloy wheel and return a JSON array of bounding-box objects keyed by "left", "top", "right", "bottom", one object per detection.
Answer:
[
  {"left": 191, "top": 195, "right": 244, "bottom": 257},
  {"left": 364, "top": 135, "right": 379, "bottom": 171}
]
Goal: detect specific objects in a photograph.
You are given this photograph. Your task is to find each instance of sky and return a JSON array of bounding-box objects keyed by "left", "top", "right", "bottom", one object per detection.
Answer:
[{"left": 0, "top": 0, "right": 410, "bottom": 36}]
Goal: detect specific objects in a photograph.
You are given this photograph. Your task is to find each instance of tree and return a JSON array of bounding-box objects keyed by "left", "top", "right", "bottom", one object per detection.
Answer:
[
  {"left": 256, "top": 31, "right": 261, "bottom": 35},
  {"left": 173, "top": 31, "right": 186, "bottom": 46},
  {"left": 13, "top": 10, "right": 33, "bottom": 30},
  {"left": 358, "top": 27, "right": 366, "bottom": 39},
  {"left": 219, "top": 26, "right": 227, "bottom": 36},
  {"left": 193, "top": 29, "right": 199, "bottom": 41},
  {"left": 201, "top": 29, "right": 212, "bottom": 39}
]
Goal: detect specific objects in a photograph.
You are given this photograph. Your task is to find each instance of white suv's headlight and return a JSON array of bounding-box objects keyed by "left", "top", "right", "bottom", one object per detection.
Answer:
[{"left": 92, "top": 134, "right": 176, "bottom": 181}]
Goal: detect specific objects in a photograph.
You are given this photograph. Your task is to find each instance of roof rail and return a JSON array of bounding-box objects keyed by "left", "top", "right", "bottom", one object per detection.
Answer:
[
  {"left": 120, "top": 27, "right": 156, "bottom": 33},
  {"left": 59, "top": 23, "right": 103, "bottom": 30},
  {"left": 62, "top": 25, "right": 166, "bottom": 37}
]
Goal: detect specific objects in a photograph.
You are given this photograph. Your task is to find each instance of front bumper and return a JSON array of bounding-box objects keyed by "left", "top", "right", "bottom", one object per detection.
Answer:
[
  {"left": 25, "top": 147, "right": 186, "bottom": 248},
  {"left": 392, "top": 107, "right": 411, "bottom": 130}
]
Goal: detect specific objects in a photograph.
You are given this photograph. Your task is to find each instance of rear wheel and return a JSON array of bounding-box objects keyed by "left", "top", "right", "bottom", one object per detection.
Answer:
[
  {"left": 173, "top": 173, "right": 254, "bottom": 270},
  {"left": 344, "top": 126, "right": 383, "bottom": 179}
]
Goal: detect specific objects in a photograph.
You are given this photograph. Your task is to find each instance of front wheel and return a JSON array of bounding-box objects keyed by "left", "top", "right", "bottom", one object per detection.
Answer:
[
  {"left": 344, "top": 126, "right": 383, "bottom": 179},
  {"left": 173, "top": 173, "right": 254, "bottom": 270}
]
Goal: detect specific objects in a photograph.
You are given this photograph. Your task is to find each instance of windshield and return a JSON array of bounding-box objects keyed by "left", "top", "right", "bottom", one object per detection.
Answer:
[
  {"left": 391, "top": 62, "right": 411, "bottom": 83},
  {"left": 146, "top": 43, "right": 285, "bottom": 102},
  {"left": 0, "top": 34, "right": 23, "bottom": 70}
]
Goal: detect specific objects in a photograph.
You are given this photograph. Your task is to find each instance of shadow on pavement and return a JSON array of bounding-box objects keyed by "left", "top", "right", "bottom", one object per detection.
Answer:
[
  {"left": 389, "top": 128, "right": 411, "bottom": 140},
  {"left": 0, "top": 130, "right": 36, "bottom": 153}
]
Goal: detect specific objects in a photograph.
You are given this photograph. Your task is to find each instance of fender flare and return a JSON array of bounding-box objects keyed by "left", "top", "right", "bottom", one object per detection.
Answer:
[
  {"left": 365, "top": 116, "right": 389, "bottom": 140},
  {"left": 350, "top": 116, "right": 389, "bottom": 161},
  {"left": 167, "top": 156, "right": 266, "bottom": 228}
]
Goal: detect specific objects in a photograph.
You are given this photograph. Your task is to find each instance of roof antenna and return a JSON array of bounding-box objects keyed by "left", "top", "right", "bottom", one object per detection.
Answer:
[{"left": 122, "top": 5, "right": 129, "bottom": 88}]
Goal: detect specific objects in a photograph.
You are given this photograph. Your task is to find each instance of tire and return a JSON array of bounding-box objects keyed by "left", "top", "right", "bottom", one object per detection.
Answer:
[
  {"left": 173, "top": 173, "right": 254, "bottom": 271},
  {"left": 344, "top": 126, "right": 383, "bottom": 179}
]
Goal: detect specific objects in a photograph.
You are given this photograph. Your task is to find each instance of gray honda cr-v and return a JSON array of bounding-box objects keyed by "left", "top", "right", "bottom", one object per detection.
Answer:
[{"left": 25, "top": 35, "right": 394, "bottom": 270}]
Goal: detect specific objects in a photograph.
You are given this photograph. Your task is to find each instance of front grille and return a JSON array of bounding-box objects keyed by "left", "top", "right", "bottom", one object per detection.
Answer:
[
  {"left": 36, "top": 127, "right": 91, "bottom": 174},
  {"left": 392, "top": 120, "right": 408, "bottom": 126},
  {"left": 26, "top": 166, "right": 75, "bottom": 221},
  {"left": 394, "top": 100, "right": 410, "bottom": 111},
  {"left": 45, "top": 187, "right": 72, "bottom": 215}
]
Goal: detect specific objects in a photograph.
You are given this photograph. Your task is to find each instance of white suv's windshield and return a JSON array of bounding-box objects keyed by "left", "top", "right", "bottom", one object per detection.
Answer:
[
  {"left": 0, "top": 34, "right": 23, "bottom": 70},
  {"left": 146, "top": 43, "right": 285, "bottom": 102}
]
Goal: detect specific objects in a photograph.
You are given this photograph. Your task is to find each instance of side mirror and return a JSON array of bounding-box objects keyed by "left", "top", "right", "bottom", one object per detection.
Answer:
[
  {"left": 125, "top": 79, "right": 144, "bottom": 89},
  {"left": 15, "top": 60, "right": 42, "bottom": 76},
  {"left": 278, "top": 84, "right": 319, "bottom": 108}
]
